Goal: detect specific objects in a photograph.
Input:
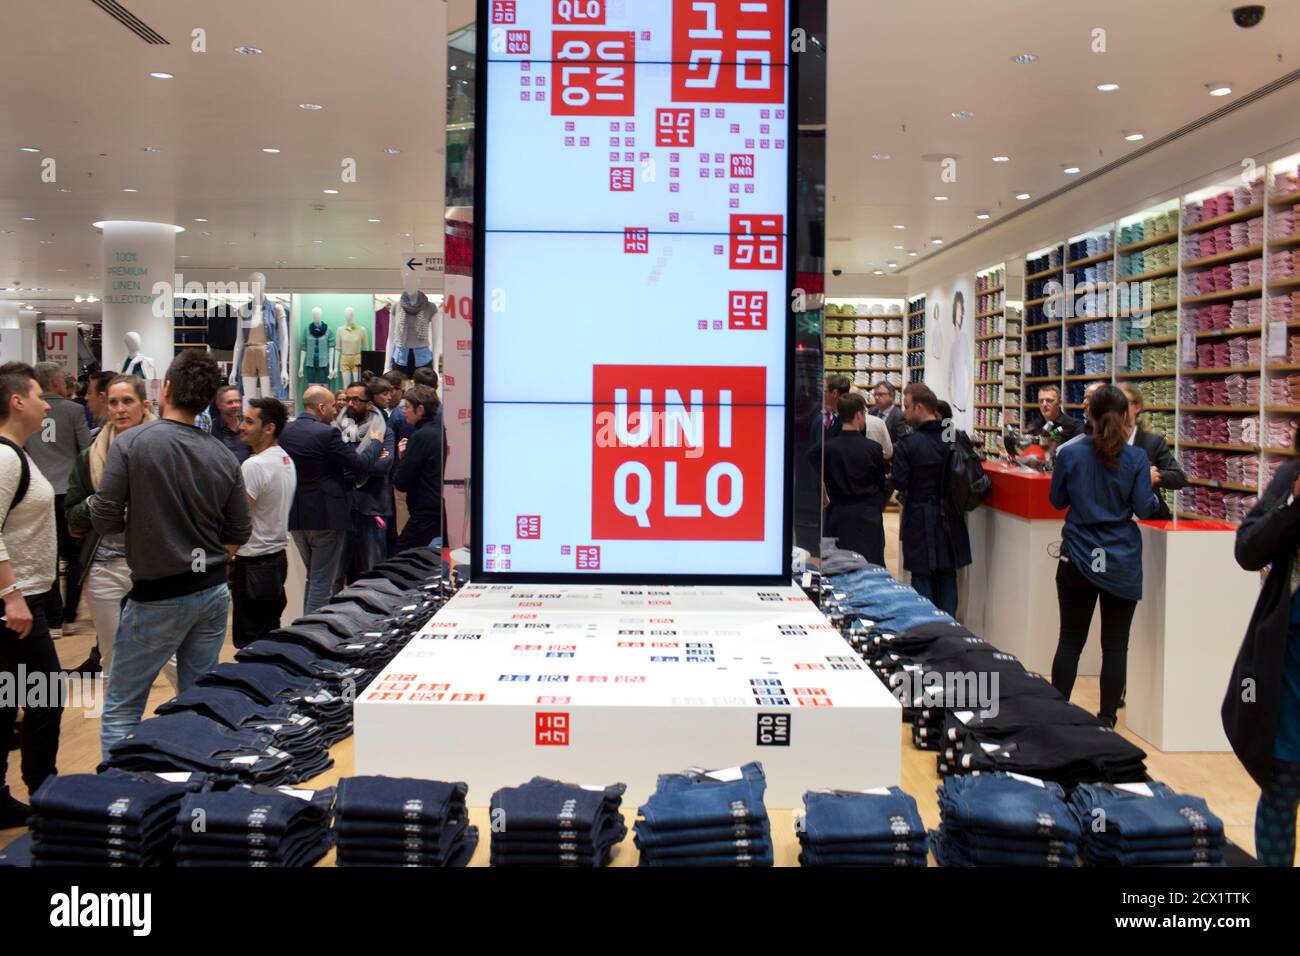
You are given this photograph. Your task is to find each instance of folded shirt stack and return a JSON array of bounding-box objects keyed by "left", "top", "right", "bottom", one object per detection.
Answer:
[
  {"left": 1273, "top": 206, "right": 1297, "bottom": 239},
  {"left": 931, "top": 773, "right": 1082, "bottom": 867},
  {"left": 174, "top": 785, "right": 334, "bottom": 867},
  {"left": 1226, "top": 336, "right": 1262, "bottom": 367},
  {"left": 796, "top": 788, "right": 928, "bottom": 867},
  {"left": 1227, "top": 415, "right": 1260, "bottom": 445},
  {"left": 28, "top": 769, "right": 207, "bottom": 867},
  {"left": 1270, "top": 295, "right": 1294, "bottom": 322},
  {"left": 942, "top": 722, "right": 1148, "bottom": 787},
  {"left": 155, "top": 686, "right": 333, "bottom": 783},
  {"left": 1270, "top": 249, "right": 1297, "bottom": 281},
  {"left": 1266, "top": 418, "right": 1297, "bottom": 449},
  {"left": 1226, "top": 454, "right": 1260, "bottom": 487},
  {"left": 1069, "top": 782, "right": 1226, "bottom": 867},
  {"left": 634, "top": 763, "right": 771, "bottom": 868},
  {"left": 1223, "top": 373, "right": 1260, "bottom": 406},
  {"left": 1275, "top": 168, "right": 1299, "bottom": 195},
  {"left": 102, "top": 713, "right": 296, "bottom": 786},
  {"left": 489, "top": 777, "right": 627, "bottom": 867},
  {"left": 333, "top": 775, "right": 477, "bottom": 867}
]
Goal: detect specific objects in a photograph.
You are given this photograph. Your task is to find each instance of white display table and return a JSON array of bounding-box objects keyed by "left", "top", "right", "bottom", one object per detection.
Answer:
[{"left": 355, "top": 584, "right": 902, "bottom": 807}]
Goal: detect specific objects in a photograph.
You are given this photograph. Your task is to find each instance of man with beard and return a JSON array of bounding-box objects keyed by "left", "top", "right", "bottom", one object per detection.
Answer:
[{"left": 337, "top": 380, "right": 395, "bottom": 580}]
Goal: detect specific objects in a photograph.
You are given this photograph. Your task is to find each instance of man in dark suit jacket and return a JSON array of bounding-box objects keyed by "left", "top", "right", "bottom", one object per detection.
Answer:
[
  {"left": 1119, "top": 383, "right": 1187, "bottom": 521},
  {"left": 279, "top": 385, "right": 385, "bottom": 613},
  {"left": 812, "top": 374, "right": 852, "bottom": 441}
]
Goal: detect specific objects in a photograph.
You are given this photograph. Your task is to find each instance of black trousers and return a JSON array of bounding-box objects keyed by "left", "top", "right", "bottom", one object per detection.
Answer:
[
  {"left": 45, "top": 493, "right": 83, "bottom": 627},
  {"left": 1051, "top": 558, "right": 1138, "bottom": 721},
  {"left": 0, "top": 592, "right": 63, "bottom": 793},
  {"left": 397, "top": 514, "right": 442, "bottom": 552},
  {"left": 230, "top": 551, "right": 288, "bottom": 649},
  {"left": 824, "top": 500, "right": 885, "bottom": 567}
]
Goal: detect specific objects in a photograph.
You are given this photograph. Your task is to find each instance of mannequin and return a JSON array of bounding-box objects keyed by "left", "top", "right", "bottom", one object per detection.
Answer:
[
  {"left": 230, "top": 271, "right": 290, "bottom": 399},
  {"left": 120, "top": 331, "right": 156, "bottom": 380},
  {"left": 386, "top": 271, "right": 437, "bottom": 376},
  {"left": 298, "top": 306, "right": 337, "bottom": 387},
  {"left": 336, "top": 307, "right": 368, "bottom": 387}
]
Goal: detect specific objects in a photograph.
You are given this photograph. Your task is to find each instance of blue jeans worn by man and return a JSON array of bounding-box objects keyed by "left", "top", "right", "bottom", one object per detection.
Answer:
[
  {"left": 100, "top": 583, "right": 229, "bottom": 758},
  {"left": 293, "top": 529, "right": 348, "bottom": 614}
]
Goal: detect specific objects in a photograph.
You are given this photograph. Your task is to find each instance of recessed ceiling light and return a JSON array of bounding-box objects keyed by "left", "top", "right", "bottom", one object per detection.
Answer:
[
  {"left": 1207, "top": 83, "right": 1233, "bottom": 97},
  {"left": 74, "top": 295, "right": 83, "bottom": 303},
  {"left": 262, "top": 147, "right": 281, "bottom": 154},
  {"left": 975, "top": 211, "right": 991, "bottom": 220},
  {"left": 893, "top": 224, "right": 905, "bottom": 230},
  {"left": 122, "top": 187, "right": 138, "bottom": 192},
  {"left": 323, "top": 188, "right": 340, "bottom": 195},
  {"left": 148, "top": 71, "right": 174, "bottom": 79},
  {"left": 18, "top": 146, "right": 39, "bottom": 153},
  {"left": 1011, "top": 53, "right": 1038, "bottom": 64},
  {"left": 1063, "top": 166, "right": 1081, "bottom": 175},
  {"left": 1097, "top": 83, "right": 1120, "bottom": 92},
  {"left": 233, "top": 46, "right": 263, "bottom": 55},
  {"left": 384, "top": 147, "right": 402, "bottom": 155},
  {"left": 401, "top": 232, "right": 412, "bottom": 238},
  {"left": 224, "top": 241, "right": 237, "bottom": 246},
  {"left": 56, "top": 188, "right": 70, "bottom": 193},
  {"left": 907, "top": 251, "right": 918, "bottom": 257},
  {"left": 193, "top": 218, "right": 208, "bottom": 223},
  {"left": 347, "top": 256, "right": 358, "bottom": 260},
  {"left": 992, "top": 155, "right": 1010, "bottom": 163},
  {"left": 142, "top": 146, "right": 161, "bottom": 153},
  {"left": 299, "top": 103, "right": 324, "bottom": 110},
  {"left": 21, "top": 217, "right": 36, "bottom": 221},
  {"left": 930, "top": 237, "right": 944, "bottom": 245},
  {"left": 1015, "top": 192, "right": 1031, "bottom": 200},
  {"left": 893, "top": 244, "right": 905, "bottom": 250},
  {"left": 886, "top": 261, "right": 898, "bottom": 268},
  {"left": 933, "top": 195, "right": 949, "bottom": 202},
  {"left": 39, "top": 240, "right": 53, "bottom": 245},
  {"left": 951, "top": 110, "right": 975, "bottom": 119},
  {"left": 367, "top": 218, "right": 382, "bottom": 223},
  {"left": 312, "top": 239, "right": 324, "bottom": 244},
  {"left": 1123, "top": 130, "right": 1145, "bottom": 142},
  {"left": 871, "top": 153, "right": 891, "bottom": 161},
  {"left": 177, "top": 255, "right": 190, "bottom": 259}
]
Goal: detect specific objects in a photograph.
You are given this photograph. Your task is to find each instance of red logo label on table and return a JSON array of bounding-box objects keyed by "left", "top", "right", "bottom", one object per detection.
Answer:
[{"left": 535, "top": 711, "right": 570, "bottom": 745}]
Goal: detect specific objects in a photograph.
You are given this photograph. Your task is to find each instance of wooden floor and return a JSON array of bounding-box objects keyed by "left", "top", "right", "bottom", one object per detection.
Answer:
[{"left": 1, "top": 513, "right": 1290, "bottom": 865}]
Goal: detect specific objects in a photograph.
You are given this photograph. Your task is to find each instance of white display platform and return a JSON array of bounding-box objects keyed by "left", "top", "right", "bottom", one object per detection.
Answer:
[
  {"left": 355, "top": 585, "right": 902, "bottom": 808},
  {"left": 1126, "top": 523, "right": 1260, "bottom": 752}
]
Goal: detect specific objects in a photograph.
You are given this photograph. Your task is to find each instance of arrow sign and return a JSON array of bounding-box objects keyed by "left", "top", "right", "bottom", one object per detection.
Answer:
[
  {"left": 401, "top": 254, "right": 445, "bottom": 274},
  {"left": 406, "top": 257, "right": 419, "bottom": 271}
]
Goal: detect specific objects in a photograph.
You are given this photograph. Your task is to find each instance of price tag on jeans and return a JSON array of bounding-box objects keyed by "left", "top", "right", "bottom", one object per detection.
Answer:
[
  {"left": 1115, "top": 782, "right": 1156, "bottom": 798},
  {"left": 1007, "top": 772, "right": 1047, "bottom": 788},
  {"left": 952, "top": 710, "right": 975, "bottom": 725},
  {"left": 1115, "top": 340, "right": 1129, "bottom": 369},
  {"left": 704, "top": 766, "right": 745, "bottom": 783},
  {"left": 1268, "top": 320, "right": 1288, "bottom": 359},
  {"left": 859, "top": 786, "right": 893, "bottom": 796}
]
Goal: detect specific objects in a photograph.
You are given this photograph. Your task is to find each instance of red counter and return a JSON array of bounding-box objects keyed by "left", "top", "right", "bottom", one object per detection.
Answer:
[{"left": 982, "top": 461, "right": 1065, "bottom": 520}]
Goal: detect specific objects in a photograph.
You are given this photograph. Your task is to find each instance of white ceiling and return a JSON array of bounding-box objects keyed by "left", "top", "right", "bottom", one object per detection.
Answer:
[
  {"left": 0, "top": 0, "right": 447, "bottom": 319},
  {"left": 826, "top": 0, "right": 1300, "bottom": 279}
]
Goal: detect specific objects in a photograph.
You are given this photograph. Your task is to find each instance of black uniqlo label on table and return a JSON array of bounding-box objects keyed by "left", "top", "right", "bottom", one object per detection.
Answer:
[{"left": 756, "top": 713, "right": 791, "bottom": 746}]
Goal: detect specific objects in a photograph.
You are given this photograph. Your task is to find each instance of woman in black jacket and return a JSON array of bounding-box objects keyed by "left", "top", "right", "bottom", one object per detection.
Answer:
[
  {"left": 1225, "top": 448, "right": 1300, "bottom": 866},
  {"left": 392, "top": 385, "right": 444, "bottom": 550}
]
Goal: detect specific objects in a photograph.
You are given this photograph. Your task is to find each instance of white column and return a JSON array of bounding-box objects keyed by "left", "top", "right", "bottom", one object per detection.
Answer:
[
  {"left": 0, "top": 302, "right": 17, "bottom": 329},
  {"left": 16, "top": 309, "right": 40, "bottom": 363},
  {"left": 0, "top": 303, "right": 36, "bottom": 363},
  {"left": 95, "top": 220, "right": 182, "bottom": 375}
]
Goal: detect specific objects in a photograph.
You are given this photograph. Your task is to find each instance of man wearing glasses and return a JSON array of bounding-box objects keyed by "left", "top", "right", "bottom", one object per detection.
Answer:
[{"left": 337, "top": 382, "right": 395, "bottom": 578}]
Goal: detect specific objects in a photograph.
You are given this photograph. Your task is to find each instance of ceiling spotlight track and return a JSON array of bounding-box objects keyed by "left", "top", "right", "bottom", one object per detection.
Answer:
[{"left": 88, "top": 0, "right": 168, "bottom": 44}]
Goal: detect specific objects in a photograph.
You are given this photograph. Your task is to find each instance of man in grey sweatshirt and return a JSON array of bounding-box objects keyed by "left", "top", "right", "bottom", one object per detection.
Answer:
[{"left": 90, "top": 350, "right": 251, "bottom": 757}]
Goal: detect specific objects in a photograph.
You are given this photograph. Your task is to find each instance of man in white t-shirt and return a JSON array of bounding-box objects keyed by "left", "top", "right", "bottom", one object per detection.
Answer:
[{"left": 231, "top": 397, "right": 297, "bottom": 648}]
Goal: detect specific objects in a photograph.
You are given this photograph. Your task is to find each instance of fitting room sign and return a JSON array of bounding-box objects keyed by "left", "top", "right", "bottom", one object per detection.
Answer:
[{"left": 474, "top": 0, "right": 794, "bottom": 580}]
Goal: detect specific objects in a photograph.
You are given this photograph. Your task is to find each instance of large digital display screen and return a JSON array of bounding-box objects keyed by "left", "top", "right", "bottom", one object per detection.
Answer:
[{"left": 473, "top": 0, "right": 794, "bottom": 581}]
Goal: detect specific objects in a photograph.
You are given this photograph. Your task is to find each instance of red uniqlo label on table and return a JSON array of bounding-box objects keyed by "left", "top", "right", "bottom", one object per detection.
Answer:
[
  {"left": 537, "top": 696, "right": 571, "bottom": 705},
  {"left": 576, "top": 545, "right": 601, "bottom": 569},
  {"left": 591, "top": 365, "right": 766, "bottom": 540},
  {"left": 552, "top": 31, "right": 635, "bottom": 116},
  {"left": 610, "top": 167, "right": 634, "bottom": 191},
  {"left": 792, "top": 688, "right": 827, "bottom": 696},
  {"left": 656, "top": 109, "right": 695, "bottom": 147},
  {"left": 535, "top": 711, "right": 570, "bottom": 745},
  {"left": 730, "top": 154, "right": 755, "bottom": 177},
  {"left": 729, "top": 291, "right": 767, "bottom": 330},
  {"left": 492, "top": 0, "right": 516, "bottom": 23},
  {"left": 798, "top": 697, "right": 833, "bottom": 707},
  {"left": 624, "top": 227, "right": 649, "bottom": 253},
  {"left": 671, "top": 0, "right": 785, "bottom": 103},
  {"left": 507, "top": 30, "right": 531, "bottom": 54},
  {"left": 517, "top": 515, "right": 541, "bottom": 538},
  {"left": 730, "top": 214, "right": 784, "bottom": 270},
  {"left": 554, "top": 0, "right": 605, "bottom": 24}
]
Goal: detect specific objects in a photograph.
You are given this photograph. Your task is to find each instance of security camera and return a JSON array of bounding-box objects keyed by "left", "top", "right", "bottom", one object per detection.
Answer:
[
  {"left": 1232, "top": 5, "right": 1265, "bottom": 27},
  {"left": 831, "top": 268, "right": 843, "bottom": 276}
]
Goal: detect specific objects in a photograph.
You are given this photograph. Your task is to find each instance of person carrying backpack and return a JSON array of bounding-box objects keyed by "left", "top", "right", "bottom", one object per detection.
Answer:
[{"left": 891, "top": 383, "right": 973, "bottom": 615}]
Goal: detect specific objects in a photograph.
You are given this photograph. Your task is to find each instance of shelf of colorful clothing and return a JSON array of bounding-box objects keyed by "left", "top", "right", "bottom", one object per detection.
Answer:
[
  {"left": 1024, "top": 294, "right": 1064, "bottom": 308},
  {"left": 1271, "top": 232, "right": 1300, "bottom": 251},
  {"left": 1118, "top": 230, "right": 1179, "bottom": 255},
  {"left": 1195, "top": 325, "right": 1261, "bottom": 340},
  {"left": 1183, "top": 202, "right": 1265, "bottom": 235},
  {"left": 1270, "top": 188, "right": 1300, "bottom": 208},
  {"left": 1025, "top": 265, "right": 1063, "bottom": 283},
  {"left": 1268, "top": 276, "right": 1300, "bottom": 292},
  {"left": 1182, "top": 286, "right": 1264, "bottom": 306},
  {"left": 1264, "top": 446, "right": 1300, "bottom": 456},
  {"left": 1121, "top": 334, "right": 1179, "bottom": 346},
  {"left": 1024, "top": 374, "right": 1062, "bottom": 383},
  {"left": 1064, "top": 315, "right": 1110, "bottom": 326},
  {"left": 1062, "top": 373, "right": 1110, "bottom": 381},
  {"left": 1065, "top": 250, "right": 1113, "bottom": 270},
  {"left": 975, "top": 309, "right": 1004, "bottom": 321},
  {"left": 1176, "top": 510, "right": 1239, "bottom": 526},
  {"left": 1176, "top": 440, "right": 1260, "bottom": 453},
  {"left": 1179, "top": 404, "right": 1259, "bottom": 413},
  {"left": 1265, "top": 362, "right": 1300, "bottom": 371},
  {"left": 1185, "top": 477, "right": 1259, "bottom": 494},
  {"left": 1181, "top": 244, "right": 1265, "bottom": 272},
  {"left": 1179, "top": 365, "right": 1261, "bottom": 376},
  {"left": 1119, "top": 264, "right": 1178, "bottom": 284},
  {"left": 1115, "top": 370, "right": 1176, "bottom": 379}
]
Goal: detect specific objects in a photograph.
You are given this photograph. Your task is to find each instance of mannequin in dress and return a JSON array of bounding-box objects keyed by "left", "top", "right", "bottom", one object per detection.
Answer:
[
  {"left": 230, "top": 271, "right": 290, "bottom": 399},
  {"left": 336, "top": 307, "right": 368, "bottom": 387},
  {"left": 298, "top": 306, "right": 337, "bottom": 388},
  {"left": 386, "top": 270, "right": 437, "bottom": 376},
  {"left": 120, "top": 331, "right": 156, "bottom": 379}
]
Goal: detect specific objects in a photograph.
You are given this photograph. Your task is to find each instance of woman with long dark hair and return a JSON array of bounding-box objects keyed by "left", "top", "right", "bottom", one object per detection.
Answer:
[{"left": 1048, "top": 384, "right": 1159, "bottom": 727}]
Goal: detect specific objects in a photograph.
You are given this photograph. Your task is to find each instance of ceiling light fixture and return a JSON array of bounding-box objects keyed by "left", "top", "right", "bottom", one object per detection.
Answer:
[
  {"left": 886, "top": 261, "right": 897, "bottom": 268},
  {"left": 1123, "top": 130, "right": 1145, "bottom": 141},
  {"left": 1063, "top": 166, "right": 1081, "bottom": 174},
  {"left": 930, "top": 237, "right": 944, "bottom": 245},
  {"left": 908, "top": 251, "right": 918, "bottom": 257},
  {"left": 933, "top": 195, "right": 949, "bottom": 201},
  {"left": 871, "top": 153, "right": 891, "bottom": 161},
  {"left": 311, "top": 239, "right": 324, "bottom": 244},
  {"left": 1011, "top": 53, "right": 1039, "bottom": 64},
  {"left": 18, "top": 146, "right": 39, "bottom": 153},
  {"left": 1207, "top": 83, "right": 1233, "bottom": 97},
  {"left": 992, "top": 155, "right": 1010, "bottom": 163},
  {"left": 323, "top": 188, "right": 340, "bottom": 195},
  {"left": 299, "top": 103, "right": 324, "bottom": 110},
  {"left": 1097, "top": 82, "right": 1119, "bottom": 92},
  {"left": 384, "top": 147, "right": 402, "bottom": 155},
  {"left": 893, "top": 224, "right": 905, "bottom": 230},
  {"left": 56, "top": 188, "right": 70, "bottom": 193},
  {"left": 872, "top": 270, "right": 884, "bottom": 276},
  {"left": 893, "top": 244, "right": 905, "bottom": 250},
  {"left": 148, "top": 71, "right": 174, "bottom": 79},
  {"left": 951, "top": 110, "right": 975, "bottom": 119},
  {"left": 74, "top": 295, "right": 83, "bottom": 303},
  {"left": 261, "top": 147, "right": 281, "bottom": 154},
  {"left": 193, "top": 218, "right": 208, "bottom": 223},
  {"left": 975, "top": 211, "right": 991, "bottom": 220},
  {"left": 367, "top": 218, "right": 382, "bottom": 223},
  {"left": 1015, "top": 192, "right": 1031, "bottom": 200},
  {"left": 233, "top": 46, "right": 263, "bottom": 55},
  {"left": 21, "top": 217, "right": 36, "bottom": 221},
  {"left": 122, "top": 187, "right": 138, "bottom": 192}
]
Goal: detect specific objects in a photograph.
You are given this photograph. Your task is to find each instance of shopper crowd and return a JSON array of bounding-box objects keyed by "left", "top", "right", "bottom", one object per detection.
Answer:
[{"left": 0, "top": 355, "right": 444, "bottom": 827}]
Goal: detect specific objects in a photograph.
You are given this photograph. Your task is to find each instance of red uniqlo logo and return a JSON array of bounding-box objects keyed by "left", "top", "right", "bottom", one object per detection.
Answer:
[
  {"left": 554, "top": 0, "right": 605, "bottom": 23},
  {"left": 792, "top": 688, "right": 827, "bottom": 696},
  {"left": 730, "top": 214, "right": 784, "bottom": 270},
  {"left": 591, "top": 365, "right": 766, "bottom": 540},
  {"left": 624, "top": 227, "right": 649, "bottom": 253},
  {"left": 730, "top": 154, "right": 755, "bottom": 178},
  {"left": 576, "top": 545, "right": 601, "bottom": 570},
  {"left": 552, "top": 31, "right": 635, "bottom": 116},
  {"left": 492, "top": 0, "right": 516, "bottom": 23},
  {"left": 656, "top": 109, "right": 695, "bottom": 147},
  {"left": 729, "top": 291, "right": 767, "bottom": 330},
  {"left": 798, "top": 697, "right": 833, "bottom": 707},
  {"left": 507, "top": 30, "right": 530, "bottom": 54},
  {"left": 672, "top": 0, "right": 784, "bottom": 104},
  {"left": 610, "top": 167, "right": 634, "bottom": 191},
  {"left": 537, "top": 696, "right": 570, "bottom": 705},
  {"left": 517, "top": 515, "right": 541, "bottom": 538},
  {"left": 535, "top": 711, "right": 570, "bottom": 745}
]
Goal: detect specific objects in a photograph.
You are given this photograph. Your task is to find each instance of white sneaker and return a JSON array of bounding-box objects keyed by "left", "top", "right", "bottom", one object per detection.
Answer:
[{"left": 50, "top": 627, "right": 63, "bottom": 639}]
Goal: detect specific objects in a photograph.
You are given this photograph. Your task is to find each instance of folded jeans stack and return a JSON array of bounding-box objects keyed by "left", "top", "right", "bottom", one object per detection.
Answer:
[
  {"left": 334, "top": 775, "right": 478, "bottom": 867},
  {"left": 931, "top": 773, "right": 1083, "bottom": 867},
  {"left": 1069, "top": 782, "right": 1226, "bottom": 866},
  {"left": 942, "top": 722, "right": 1148, "bottom": 787},
  {"left": 28, "top": 769, "right": 207, "bottom": 867},
  {"left": 174, "top": 785, "right": 335, "bottom": 867},
  {"left": 490, "top": 777, "right": 628, "bottom": 866},
  {"left": 196, "top": 662, "right": 353, "bottom": 744},
  {"left": 102, "top": 712, "right": 296, "bottom": 786},
  {"left": 634, "top": 762, "right": 772, "bottom": 867},
  {"left": 796, "top": 788, "right": 928, "bottom": 867}
]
